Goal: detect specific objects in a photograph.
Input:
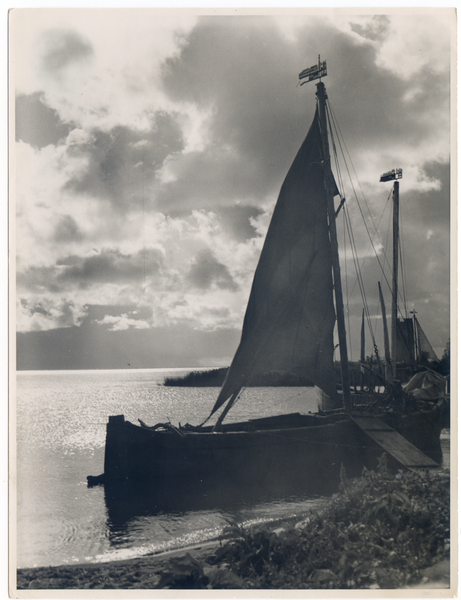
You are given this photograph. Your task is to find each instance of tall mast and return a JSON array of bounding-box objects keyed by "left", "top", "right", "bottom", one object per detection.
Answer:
[
  {"left": 391, "top": 181, "right": 399, "bottom": 377},
  {"left": 300, "top": 57, "right": 351, "bottom": 411},
  {"left": 380, "top": 168, "right": 403, "bottom": 379},
  {"left": 360, "top": 309, "right": 365, "bottom": 391},
  {"left": 378, "top": 281, "right": 392, "bottom": 380},
  {"left": 410, "top": 308, "right": 418, "bottom": 364}
]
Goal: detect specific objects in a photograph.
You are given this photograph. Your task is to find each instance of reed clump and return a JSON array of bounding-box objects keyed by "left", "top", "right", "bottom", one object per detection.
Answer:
[{"left": 164, "top": 368, "right": 313, "bottom": 387}]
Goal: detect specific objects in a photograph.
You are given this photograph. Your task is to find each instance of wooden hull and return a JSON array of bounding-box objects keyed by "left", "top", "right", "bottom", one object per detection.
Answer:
[{"left": 93, "top": 400, "right": 446, "bottom": 496}]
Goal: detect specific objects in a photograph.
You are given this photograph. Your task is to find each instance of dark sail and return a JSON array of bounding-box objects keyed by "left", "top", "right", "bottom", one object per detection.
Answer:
[
  {"left": 415, "top": 317, "right": 439, "bottom": 364},
  {"left": 212, "top": 110, "right": 338, "bottom": 415},
  {"left": 396, "top": 316, "right": 439, "bottom": 366},
  {"left": 396, "top": 318, "right": 417, "bottom": 365}
]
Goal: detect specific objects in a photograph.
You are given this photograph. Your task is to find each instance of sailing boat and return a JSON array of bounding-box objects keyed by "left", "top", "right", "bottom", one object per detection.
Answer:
[
  {"left": 377, "top": 169, "right": 441, "bottom": 382},
  {"left": 88, "top": 58, "right": 446, "bottom": 491}
]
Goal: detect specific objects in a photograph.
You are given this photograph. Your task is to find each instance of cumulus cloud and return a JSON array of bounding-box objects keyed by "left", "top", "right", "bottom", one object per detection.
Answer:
[
  {"left": 12, "top": 10, "right": 452, "bottom": 362},
  {"left": 372, "top": 13, "right": 452, "bottom": 78},
  {"left": 16, "top": 92, "right": 73, "bottom": 148},
  {"left": 33, "top": 28, "right": 94, "bottom": 90},
  {"left": 96, "top": 314, "right": 151, "bottom": 331},
  {"left": 16, "top": 208, "right": 261, "bottom": 332},
  {"left": 187, "top": 248, "right": 238, "bottom": 291},
  {"left": 52, "top": 215, "right": 83, "bottom": 243},
  {"left": 348, "top": 15, "right": 390, "bottom": 43},
  {"left": 17, "top": 247, "right": 165, "bottom": 293},
  {"left": 17, "top": 297, "right": 87, "bottom": 332},
  {"left": 64, "top": 113, "right": 184, "bottom": 211},
  {"left": 158, "top": 17, "right": 308, "bottom": 212},
  {"left": 36, "top": 29, "right": 93, "bottom": 73}
]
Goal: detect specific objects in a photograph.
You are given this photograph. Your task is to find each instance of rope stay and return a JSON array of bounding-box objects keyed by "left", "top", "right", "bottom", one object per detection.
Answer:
[
  {"left": 326, "top": 100, "right": 381, "bottom": 365},
  {"left": 326, "top": 98, "right": 412, "bottom": 365},
  {"left": 398, "top": 205, "right": 409, "bottom": 318},
  {"left": 327, "top": 101, "right": 393, "bottom": 296}
]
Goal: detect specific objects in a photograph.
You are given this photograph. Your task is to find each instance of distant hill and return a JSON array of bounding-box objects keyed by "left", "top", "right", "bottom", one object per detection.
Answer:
[{"left": 164, "top": 368, "right": 314, "bottom": 387}]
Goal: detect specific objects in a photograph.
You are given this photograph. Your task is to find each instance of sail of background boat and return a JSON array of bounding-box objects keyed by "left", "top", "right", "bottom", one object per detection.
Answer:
[{"left": 396, "top": 315, "right": 439, "bottom": 366}]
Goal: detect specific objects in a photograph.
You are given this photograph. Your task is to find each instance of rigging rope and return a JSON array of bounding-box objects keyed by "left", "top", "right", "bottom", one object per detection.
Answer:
[
  {"left": 326, "top": 99, "right": 415, "bottom": 366},
  {"left": 328, "top": 100, "right": 410, "bottom": 326},
  {"left": 325, "top": 104, "right": 353, "bottom": 359},
  {"left": 326, "top": 101, "right": 381, "bottom": 366},
  {"left": 343, "top": 208, "right": 353, "bottom": 359},
  {"left": 399, "top": 206, "right": 409, "bottom": 318},
  {"left": 344, "top": 203, "right": 382, "bottom": 369},
  {"left": 327, "top": 101, "right": 393, "bottom": 295}
]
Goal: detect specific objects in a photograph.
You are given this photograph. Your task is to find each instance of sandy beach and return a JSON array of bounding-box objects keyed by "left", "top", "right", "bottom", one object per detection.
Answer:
[
  {"left": 16, "top": 543, "right": 223, "bottom": 590},
  {"left": 16, "top": 537, "right": 450, "bottom": 591}
]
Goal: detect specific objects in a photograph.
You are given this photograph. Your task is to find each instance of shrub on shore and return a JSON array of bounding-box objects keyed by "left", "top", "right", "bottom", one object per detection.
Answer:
[{"left": 164, "top": 368, "right": 228, "bottom": 387}]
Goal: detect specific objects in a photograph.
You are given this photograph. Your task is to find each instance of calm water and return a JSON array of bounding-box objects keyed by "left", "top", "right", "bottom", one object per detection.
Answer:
[
  {"left": 15, "top": 369, "right": 451, "bottom": 570},
  {"left": 16, "top": 369, "right": 331, "bottom": 569}
]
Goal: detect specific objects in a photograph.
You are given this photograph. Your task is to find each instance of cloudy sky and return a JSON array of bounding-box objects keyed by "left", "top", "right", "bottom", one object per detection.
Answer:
[{"left": 12, "top": 8, "right": 454, "bottom": 370}]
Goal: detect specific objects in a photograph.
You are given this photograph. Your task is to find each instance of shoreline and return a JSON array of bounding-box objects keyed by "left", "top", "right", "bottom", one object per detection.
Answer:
[
  {"left": 16, "top": 543, "right": 222, "bottom": 591},
  {"left": 16, "top": 510, "right": 314, "bottom": 579},
  {"left": 16, "top": 548, "right": 451, "bottom": 592},
  {"left": 16, "top": 463, "right": 451, "bottom": 592}
]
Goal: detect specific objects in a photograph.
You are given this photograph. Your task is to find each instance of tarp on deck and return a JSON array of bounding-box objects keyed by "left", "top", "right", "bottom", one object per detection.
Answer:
[{"left": 402, "top": 369, "right": 447, "bottom": 401}]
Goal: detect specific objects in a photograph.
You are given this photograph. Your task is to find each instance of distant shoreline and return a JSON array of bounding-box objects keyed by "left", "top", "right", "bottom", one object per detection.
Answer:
[
  {"left": 163, "top": 367, "right": 315, "bottom": 387},
  {"left": 162, "top": 362, "right": 385, "bottom": 387}
]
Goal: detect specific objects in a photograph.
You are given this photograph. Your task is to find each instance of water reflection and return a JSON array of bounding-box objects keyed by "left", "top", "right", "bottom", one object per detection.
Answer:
[
  {"left": 102, "top": 429, "right": 447, "bottom": 552},
  {"left": 103, "top": 474, "right": 339, "bottom": 546}
]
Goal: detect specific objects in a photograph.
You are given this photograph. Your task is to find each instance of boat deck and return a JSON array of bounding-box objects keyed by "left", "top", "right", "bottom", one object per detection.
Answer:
[{"left": 350, "top": 413, "right": 439, "bottom": 469}]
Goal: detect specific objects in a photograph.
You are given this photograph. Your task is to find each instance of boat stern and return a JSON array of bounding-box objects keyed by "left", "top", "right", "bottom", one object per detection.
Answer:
[{"left": 104, "top": 415, "right": 130, "bottom": 481}]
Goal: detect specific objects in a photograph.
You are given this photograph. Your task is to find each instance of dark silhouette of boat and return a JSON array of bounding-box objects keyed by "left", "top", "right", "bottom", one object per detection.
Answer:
[{"left": 88, "top": 57, "right": 446, "bottom": 494}]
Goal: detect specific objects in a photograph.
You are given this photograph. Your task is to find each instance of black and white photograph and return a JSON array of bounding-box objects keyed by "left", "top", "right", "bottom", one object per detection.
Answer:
[{"left": 10, "top": 8, "right": 455, "bottom": 593}]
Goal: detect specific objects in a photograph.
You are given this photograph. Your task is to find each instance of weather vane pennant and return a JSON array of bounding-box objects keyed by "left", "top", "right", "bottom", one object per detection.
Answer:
[
  {"left": 380, "top": 168, "right": 403, "bottom": 182},
  {"left": 299, "top": 55, "right": 327, "bottom": 85}
]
